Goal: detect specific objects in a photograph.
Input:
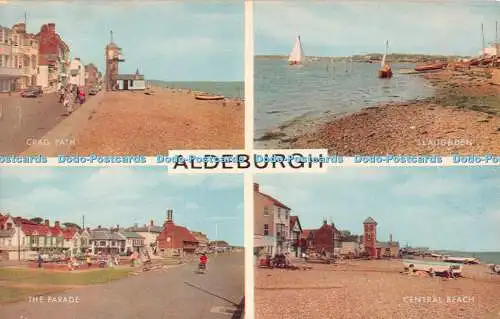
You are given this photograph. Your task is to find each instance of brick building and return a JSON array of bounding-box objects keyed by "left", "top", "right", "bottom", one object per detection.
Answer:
[
  {"left": 35, "top": 23, "right": 70, "bottom": 89},
  {"left": 156, "top": 209, "right": 199, "bottom": 257},
  {"left": 254, "top": 183, "right": 292, "bottom": 257},
  {"left": 306, "top": 220, "right": 342, "bottom": 256},
  {"left": 363, "top": 217, "right": 377, "bottom": 258}
]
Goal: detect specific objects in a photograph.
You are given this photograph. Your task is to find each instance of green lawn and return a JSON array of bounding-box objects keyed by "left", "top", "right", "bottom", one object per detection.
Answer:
[{"left": 0, "top": 267, "right": 133, "bottom": 286}]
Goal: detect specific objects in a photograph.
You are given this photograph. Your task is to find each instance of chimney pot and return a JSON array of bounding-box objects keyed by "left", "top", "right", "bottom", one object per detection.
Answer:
[{"left": 253, "top": 183, "right": 259, "bottom": 192}]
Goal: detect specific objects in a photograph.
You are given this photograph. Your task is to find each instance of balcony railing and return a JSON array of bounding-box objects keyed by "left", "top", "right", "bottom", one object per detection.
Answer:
[{"left": 0, "top": 66, "right": 24, "bottom": 77}]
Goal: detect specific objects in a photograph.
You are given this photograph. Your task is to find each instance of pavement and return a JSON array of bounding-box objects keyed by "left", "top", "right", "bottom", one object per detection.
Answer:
[
  {"left": 0, "top": 252, "right": 245, "bottom": 319},
  {"left": 0, "top": 91, "right": 103, "bottom": 155}
]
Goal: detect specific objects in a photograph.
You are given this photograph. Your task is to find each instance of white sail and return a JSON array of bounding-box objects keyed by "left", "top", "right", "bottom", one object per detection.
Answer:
[
  {"left": 381, "top": 40, "right": 389, "bottom": 67},
  {"left": 288, "top": 35, "right": 305, "bottom": 64}
]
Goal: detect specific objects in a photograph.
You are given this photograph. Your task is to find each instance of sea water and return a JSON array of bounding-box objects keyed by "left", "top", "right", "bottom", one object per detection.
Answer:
[
  {"left": 151, "top": 80, "right": 244, "bottom": 99},
  {"left": 254, "top": 57, "right": 435, "bottom": 141}
]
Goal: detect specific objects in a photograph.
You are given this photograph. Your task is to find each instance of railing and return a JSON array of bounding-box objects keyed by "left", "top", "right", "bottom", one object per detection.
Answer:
[{"left": 0, "top": 66, "right": 24, "bottom": 77}]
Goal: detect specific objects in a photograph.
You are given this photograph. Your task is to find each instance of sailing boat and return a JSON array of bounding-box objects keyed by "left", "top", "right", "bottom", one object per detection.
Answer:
[
  {"left": 288, "top": 35, "right": 305, "bottom": 65},
  {"left": 378, "top": 40, "right": 393, "bottom": 78}
]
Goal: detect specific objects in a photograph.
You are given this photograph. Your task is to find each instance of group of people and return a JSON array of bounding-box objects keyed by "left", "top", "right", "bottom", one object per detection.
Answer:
[{"left": 57, "top": 82, "right": 86, "bottom": 114}]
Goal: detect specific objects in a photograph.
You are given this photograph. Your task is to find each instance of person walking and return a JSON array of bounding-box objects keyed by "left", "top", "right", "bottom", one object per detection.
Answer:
[{"left": 37, "top": 254, "right": 43, "bottom": 268}]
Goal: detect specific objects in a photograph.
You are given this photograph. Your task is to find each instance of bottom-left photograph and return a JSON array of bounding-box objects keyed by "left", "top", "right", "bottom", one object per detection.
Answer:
[{"left": 0, "top": 167, "right": 244, "bottom": 319}]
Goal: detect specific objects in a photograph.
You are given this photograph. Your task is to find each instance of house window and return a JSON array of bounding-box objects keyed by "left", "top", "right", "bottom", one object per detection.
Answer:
[
  {"left": 112, "top": 241, "right": 116, "bottom": 246},
  {"left": 264, "top": 224, "right": 269, "bottom": 236},
  {"left": 8, "top": 239, "right": 12, "bottom": 246},
  {"left": 100, "top": 241, "right": 106, "bottom": 246},
  {"left": 130, "top": 80, "right": 134, "bottom": 87},
  {"left": 263, "top": 206, "right": 269, "bottom": 216}
]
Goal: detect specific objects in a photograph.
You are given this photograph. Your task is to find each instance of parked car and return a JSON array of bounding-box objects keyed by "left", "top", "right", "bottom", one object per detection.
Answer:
[
  {"left": 21, "top": 86, "right": 43, "bottom": 98},
  {"left": 89, "top": 87, "right": 98, "bottom": 95}
]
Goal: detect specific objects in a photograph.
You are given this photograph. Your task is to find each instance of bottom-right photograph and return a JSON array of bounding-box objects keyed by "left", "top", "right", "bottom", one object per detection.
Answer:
[{"left": 253, "top": 167, "right": 500, "bottom": 319}]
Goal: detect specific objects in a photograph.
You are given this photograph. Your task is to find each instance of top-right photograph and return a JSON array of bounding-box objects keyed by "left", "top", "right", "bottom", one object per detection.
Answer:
[{"left": 253, "top": 0, "right": 500, "bottom": 155}]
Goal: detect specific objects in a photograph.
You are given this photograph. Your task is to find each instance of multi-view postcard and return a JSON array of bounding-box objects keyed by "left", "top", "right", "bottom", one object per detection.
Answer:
[
  {"left": 0, "top": 1, "right": 244, "bottom": 156},
  {"left": 254, "top": 1, "right": 500, "bottom": 155},
  {"left": 253, "top": 167, "right": 500, "bottom": 318},
  {"left": 0, "top": 168, "right": 244, "bottom": 319}
]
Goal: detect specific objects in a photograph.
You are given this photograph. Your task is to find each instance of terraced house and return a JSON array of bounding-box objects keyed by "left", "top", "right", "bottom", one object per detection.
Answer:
[
  {"left": 254, "top": 183, "right": 292, "bottom": 257},
  {"left": 89, "top": 226, "right": 126, "bottom": 255},
  {"left": 0, "top": 214, "right": 79, "bottom": 260},
  {"left": 0, "top": 22, "right": 39, "bottom": 92}
]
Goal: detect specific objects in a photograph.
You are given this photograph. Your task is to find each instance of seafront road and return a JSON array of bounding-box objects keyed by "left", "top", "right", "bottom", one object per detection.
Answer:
[
  {"left": 0, "top": 252, "right": 244, "bottom": 319},
  {"left": 0, "top": 91, "right": 104, "bottom": 155}
]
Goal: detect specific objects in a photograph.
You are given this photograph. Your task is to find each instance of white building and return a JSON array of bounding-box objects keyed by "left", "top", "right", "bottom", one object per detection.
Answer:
[
  {"left": 69, "top": 57, "right": 85, "bottom": 87},
  {"left": 0, "top": 23, "right": 39, "bottom": 92},
  {"left": 127, "top": 220, "right": 163, "bottom": 256}
]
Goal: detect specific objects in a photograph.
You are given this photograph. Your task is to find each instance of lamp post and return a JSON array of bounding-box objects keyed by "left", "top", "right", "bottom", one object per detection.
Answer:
[{"left": 17, "top": 223, "right": 20, "bottom": 261}]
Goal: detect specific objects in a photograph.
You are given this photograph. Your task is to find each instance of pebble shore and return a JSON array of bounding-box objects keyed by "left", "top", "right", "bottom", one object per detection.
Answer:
[
  {"left": 255, "top": 260, "right": 500, "bottom": 319},
  {"left": 69, "top": 87, "right": 244, "bottom": 155},
  {"left": 271, "top": 68, "right": 500, "bottom": 155}
]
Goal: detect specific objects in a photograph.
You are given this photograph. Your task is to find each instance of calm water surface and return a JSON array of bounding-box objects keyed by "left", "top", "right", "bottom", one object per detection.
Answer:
[{"left": 254, "top": 57, "right": 435, "bottom": 142}]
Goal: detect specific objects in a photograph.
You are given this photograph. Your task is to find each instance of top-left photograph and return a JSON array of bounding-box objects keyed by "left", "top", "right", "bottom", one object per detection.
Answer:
[{"left": 0, "top": 1, "right": 244, "bottom": 156}]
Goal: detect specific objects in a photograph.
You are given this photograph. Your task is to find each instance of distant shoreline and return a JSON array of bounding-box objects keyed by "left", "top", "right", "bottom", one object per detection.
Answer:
[{"left": 256, "top": 53, "right": 471, "bottom": 63}]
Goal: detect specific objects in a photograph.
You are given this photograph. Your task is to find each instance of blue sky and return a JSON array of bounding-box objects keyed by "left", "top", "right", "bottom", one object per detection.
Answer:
[
  {"left": 254, "top": 0, "right": 500, "bottom": 56},
  {"left": 256, "top": 167, "right": 500, "bottom": 252},
  {"left": 0, "top": 167, "right": 244, "bottom": 246},
  {"left": 0, "top": 1, "right": 243, "bottom": 81}
]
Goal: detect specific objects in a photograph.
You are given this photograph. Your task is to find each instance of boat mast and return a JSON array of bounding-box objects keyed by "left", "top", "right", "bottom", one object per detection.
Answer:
[
  {"left": 481, "top": 23, "right": 485, "bottom": 58},
  {"left": 496, "top": 21, "right": 498, "bottom": 56}
]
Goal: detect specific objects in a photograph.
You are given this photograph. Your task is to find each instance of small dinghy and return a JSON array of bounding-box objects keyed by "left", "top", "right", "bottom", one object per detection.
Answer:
[{"left": 195, "top": 95, "right": 225, "bottom": 101}]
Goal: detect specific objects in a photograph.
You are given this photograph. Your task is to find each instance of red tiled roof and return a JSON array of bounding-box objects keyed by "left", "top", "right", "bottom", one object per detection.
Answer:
[
  {"left": 62, "top": 227, "right": 77, "bottom": 240},
  {"left": 157, "top": 221, "right": 199, "bottom": 249}
]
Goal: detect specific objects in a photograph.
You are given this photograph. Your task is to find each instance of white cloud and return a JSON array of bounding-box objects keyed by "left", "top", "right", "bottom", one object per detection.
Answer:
[{"left": 82, "top": 167, "right": 158, "bottom": 200}]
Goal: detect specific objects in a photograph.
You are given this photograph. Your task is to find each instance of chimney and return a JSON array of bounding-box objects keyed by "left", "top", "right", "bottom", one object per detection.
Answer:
[
  {"left": 116, "top": 224, "right": 120, "bottom": 231},
  {"left": 390, "top": 234, "right": 393, "bottom": 242},
  {"left": 44, "top": 219, "right": 49, "bottom": 226},
  {"left": 55, "top": 221, "right": 60, "bottom": 228},
  {"left": 150, "top": 220, "right": 154, "bottom": 227},
  {"left": 98, "top": 225, "right": 102, "bottom": 230},
  {"left": 253, "top": 183, "right": 259, "bottom": 192},
  {"left": 167, "top": 209, "right": 173, "bottom": 222},
  {"left": 48, "top": 23, "right": 55, "bottom": 33}
]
